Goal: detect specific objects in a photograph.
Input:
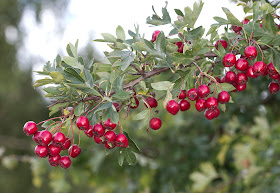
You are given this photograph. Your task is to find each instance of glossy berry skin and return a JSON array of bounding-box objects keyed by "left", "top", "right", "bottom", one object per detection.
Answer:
[
  {"left": 215, "top": 39, "right": 228, "bottom": 50},
  {"left": 245, "top": 46, "right": 257, "bottom": 60},
  {"left": 144, "top": 97, "right": 158, "bottom": 108},
  {"left": 32, "top": 131, "right": 41, "bottom": 144},
  {"left": 269, "top": 82, "right": 279, "bottom": 94},
  {"left": 178, "top": 90, "right": 187, "bottom": 99},
  {"left": 151, "top": 30, "right": 160, "bottom": 42},
  {"left": 52, "top": 132, "right": 66, "bottom": 147},
  {"left": 93, "top": 123, "right": 105, "bottom": 137},
  {"left": 115, "top": 133, "right": 128, "bottom": 148},
  {"left": 94, "top": 136, "right": 103, "bottom": 144},
  {"left": 149, "top": 118, "right": 162, "bottom": 130},
  {"left": 246, "top": 66, "right": 258, "bottom": 79},
  {"left": 232, "top": 25, "right": 242, "bottom": 33},
  {"left": 104, "top": 131, "right": 116, "bottom": 142},
  {"left": 48, "top": 155, "right": 61, "bottom": 167},
  {"left": 166, "top": 100, "right": 180, "bottom": 115},
  {"left": 236, "top": 73, "right": 248, "bottom": 85},
  {"left": 103, "top": 118, "right": 117, "bottom": 130},
  {"left": 84, "top": 125, "right": 94, "bottom": 137},
  {"left": 61, "top": 137, "right": 71, "bottom": 150},
  {"left": 174, "top": 42, "right": 184, "bottom": 53},
  {"left": 195, "top": 98, "right": 206, "bottom": 112},
  {"left": 130, "top": 97, "right": 139, "bottom": 109},
  {"left": 68, "top": 144, "right": 81, "bottom": 158},
  {"left": 225, "top": 71, "right": 236, "bottom": 83},
  {"left": 104, "top": 142, "right": 116, "bottom": 149},
  {"left": 267, "top": 63, "right": 277, "bottom": 74},
  {"left": 187, "top": 88, "right": 198, "bottom": 101},
  {"left": 269, "top": 73, "right": 280, "bottom": 80},
  {"left": 179, "top": 100, "right": 190, "bottom": 111},
  {"left": 205, "top": 97, "right": 218, "bottom": 109},
  {"left": 59, "top": 156, "right": 71, "bottom": 169},
  {"left": 23, "top": 121, "right": 38, "bottom": 136},
  {"left": 204, "top": 109, "right": 216, "bottom": 120},
  {"left": 213, "top": 108, "right": 220, "bottom": 118},
  {"left": 236, "top": 84, "right": 247, "bottom": 91},
  {"left": 235, "top": 58, "right": 249, "bottom": 71},
  {"left": 197, "top": 85, "right": 210, "bottom": 98},
  {"left": 38, "top": 130, "right": 52, "bottom": 146},
  {"left": 35, "top": 145, "right": 48, "bottom": 158},
  {"left": 242, "top": 19, "right": 250, "bottom": 24},
  {"left": 48, "top": 144, "right": 61, "bottom": 156},
  {"left": 223, "top": 53, "right": 236, "bottom": 67},
  {"left": 76, "top": 116, "right": 89, "bottom": 130},
  {"left": 218, "top": 91, "right": 230, "bottom": 104},
  {"left": 253, "top": 61, "right": 267, "bottom": 76}
]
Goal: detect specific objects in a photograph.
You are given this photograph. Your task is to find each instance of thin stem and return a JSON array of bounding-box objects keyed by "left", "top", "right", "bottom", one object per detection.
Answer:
[
  {"left": 85, "top": 100, "right": 105, "bottom": 116},
  {"left": 176, "top": 74, "right": 184, "bottom": 103},
  {"left": 37, "top": 116, "right": 64, "bottom": 126},
  {"left": 118, "top": 122, "right": 123, "bottom": 134}
]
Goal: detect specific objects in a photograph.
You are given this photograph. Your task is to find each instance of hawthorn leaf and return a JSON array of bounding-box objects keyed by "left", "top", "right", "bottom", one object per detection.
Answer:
[
  {"left": 151, "top": 81, "right": 174, "bottom": 90},
  {"left": 33, "top": 78, "right": 55, "bottom": 88},
  {"left": 133, "top": 110, "right": 150, "bottom": 121},
  {"left": 116, "top": 25, "right": 125, "bottom": 41}
]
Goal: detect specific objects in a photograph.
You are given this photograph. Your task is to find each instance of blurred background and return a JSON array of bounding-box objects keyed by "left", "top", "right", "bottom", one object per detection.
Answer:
[{"left": 1, "top": 0, "right": 280, "bottom": 193}]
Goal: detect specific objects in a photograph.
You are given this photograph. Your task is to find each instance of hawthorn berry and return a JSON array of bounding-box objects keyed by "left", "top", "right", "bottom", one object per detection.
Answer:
[
  {"left": 59, "top": 156, "right": 72, "bottom": 169},
  {"left": 236, "top": 73, "right": 248, "bottom": 85},
  {"left": 225, "top": 71, "right": 236, "bottom": 83},
  {"left": 76, "top": 116, "right": 89, "bottom": 130},
  {"left": 48, "top": 155, "right": 61, "bottom": 167},
  {"left": 61, "top": 137, "right": 71, "bottom": 150},
  {"left": 104, "top": 131, "right": 116, "bottom": 142},
  {"left": 197, "top": 85, "right": 210, "bottom": 98},
  {"left": 178, "top": 90, "right": 187, "bottom": 99},
  {"left": 68, "top": 144, "right": 81, "bottom": 158},
  {"left": 93, "top": 136, "right": 103, "bottom": 144},
  {"left": 269, "top": 73, "right": 280, "bottom": 80},
  {"left": 52, "top": 132, "right": 66, "bottom": 147},
  {"left": 104, "top": 118, "right": 117, "bottom": 130},
  {"left": 218, "top": 91, "right": 230, "bottom": 104},
  {"left": 236, "top": 84, "right": 247, "bottom": 92},
  {"left": 93, "top": 123, "right": 105, "bottom": 137},
  {"left": 187, "top": 88, "right": 198, "bottom": 101},
  {"left": 115, "top": 133, "right": 128, "bottom": 148},
  {"left": 48, "top": 144, "right": 61, "bottom": 156},
  {"left": 235, "top": 58, "right": 249, "bottom": 71},
  {"left": 174, "top": 42, "right": 184, "bottom": 53},
  {"left": 267, "top": 63, "right": 277, "bottom": 74},
  {"left": 213, "top": 108, "right": 220, "bottom": 118},
  {"left": 215, "top": 39, "right": 227, "bottom": 50},
  {"left": 223, "top": 53, "right": 236, "bottom": 67},
  {"left": 232, "top": 25, "right": 242, "bottom": 33},
  {"left": 130, "top": 97, "right": 139, "bottom": 109},
  {"left": 245, "top": 46, "right": 257, "bottom": 60},
  {"left": 151, "top": 30, "right": 160, "bottom": 42},
  {"left": 84, "top": 125, "right": 94, "bottom": 137},
  {"left": 113, "top": 102, "right": 120, "bottom": 112},
  {"left": 38, "top": 130, "right": 52, "bottom": 146},
  {"left": 34, "top": 145, "right": 48, "bottom": 158},
  {"left": 144, "top": 97, "right": 158, "bottom": 108},
  {"left": 149, "top": 117, "right": 162, "bottom": 130},
  {"left": 269, "top": 82, "right": 279, "bottom": 94},
  {"left": 179, "top": 99, "right": 190, "bottom": 111},
  {"left": 204, "top": 109, "right": 216, "bottom": 120},
  {"left": 253, "top": 61, "right": 267, "bottom": 76},
  {"left": 32, "top": 131, "right": 41, "bottom": 144},
  {"left": 205, "top": 97, "right": 218, "bottom": 109},
  {"left": 195, "top": 98, "right": 206, "bottom": 112},
  {"left": 23, "top": 121, "right": 38, "bottom": 136},
  {"left": 242, "top": 19, "right": 250, "bottom": 24},
  {"left": 246, "top": 66, "right": 258, "bottom": 79},
  {"left": 104, "top": 142, "right": 116, "bottom": 149},
  {"left": 166, "top": 100, "right": 180, "bottom": 115}
]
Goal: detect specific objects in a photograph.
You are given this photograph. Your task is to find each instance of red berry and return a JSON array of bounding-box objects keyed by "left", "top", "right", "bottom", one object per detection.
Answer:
[
  {"left": 242, "top": 19, "right": 250, "bottom": 24},
  {"left": 205, "top": 97, "right": 218, "bottom": 109},
  {"left": 220, "top": 76, "right": 226, "bottom": 83},
  {"left": 149, "top": 118, "right": 162, "bottom": 130},
  {"left": 76, "top": 116, "right": 89, "bottom": 130},
  {"left": 246, "top": 66, "right": 258, "bottom": 79},
  {"left": 236, "top": 84, "right": 247, "bottom": 91},
  {"left": 267, "top": 63, "right": 277, "bottom": 74},
  {"left": 215, "top": 39, "right": 228, "bottom": 50},
  {"left": 93, "top": 136, "right": 103, "bottom": 144},
  {"left": 225, "top": 71, "right": 236, "bottom": 83},
  {"left": 179, "top": 99, "right": 190, "bottom": 111},
  {"left": 115, "top": 133, "right": 128, "bottom": 148},
  {"left": 103, "top": 118, "right": 117, "bottom": 130},
  {"left": 144, "top": 97, "right": 158, "bottom": 108},
  {"left": 232, "top": 25, "right": 242, "bottom": 33},
  {"left": 187, "top": 88, "right": 198, "bottom": 101},
  {"left": 218, "top": 91, "right": 230, "bottom": 104},
  {"left": 269, "top": 73, "right": 280, "bottom": 80},
  {"left": 253, "top": 61, "right": 267, "bottom": 76},
  {"left": 48, "top": 144, "right": 61, "bottom": 156},
  {"left": 52, "top": 132, "right": 66, "bottom": 147},
  {"left": 178, "top": 90, "right": 187, "bottom": 99},
  {"left": 35, "top": 145, "right": 48, "bottom": 158},
  {"left": 113, "top": 102, "right": 120, "bottom": 112},
  {"left": 59, "top": 156, "right": 71, "bottom": 169},
  {"left": 93, "top": 123, "right": 105, "bottom": 137},
  {"left": 245, "top": 46, "right": 257, "bottom": 60},
  {"left": 130, "top": 97, "right": 139, "bottom": 109},
  {"left": 174, "top": 42, "right": 184, "bottom": 53},
  {"left": 23, "top": 121, "right": 38, "bottom": 136},
  {"left": 195, "top": 98, "right": 206, "bottom": 112},
  {"left": 104, "top": 131, "right": 116, "bottom": 142},
  {"left": 48, "top": 155, "right": 61, "bottom": 167},
  {"left": 38, "top": 130, "right": 52, "bottom": 146},
  {"left": 104, "top": 142, "right": 116, "bottom": 149},
  {"left": 32, "top": 131, "right": 41, "bottom": 144},
  {"left": 84, "top": 125, "right": 94, "bottom": 137},
  {"left": 235, "top": 58, "right": 249, "bottom": 71},
  {"left": 61, "top": 137, "right": 71, "bottom": 150},
  {"left": 269, "top": 82, "right": 279, "bottom": 94},
  {"left": 166, "top": 100, "right": 180, "bottom": 115},
  {"left": 223, "top": 53, "right": 236, "bottom": 67},
  {"left": 68, "top": 144, "right": 81, "bottom": 158},
  {"left": 197, "top": 85, "right": 210, "bottom": 98},
  {"left": 236, "top": 73, "right": 248, "bottom": 85},
  {"left": 213, "top": 108, "right": 220, "bottom": 118},
  {"left": 204, "top": 109, "right": 216, "bottom": 120},
  {"left": 151, "top": 30, "right": 160, "bottom": 42}
]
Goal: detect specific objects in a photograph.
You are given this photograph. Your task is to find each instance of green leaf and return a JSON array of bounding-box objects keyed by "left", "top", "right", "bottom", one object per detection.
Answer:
[
  {"left": 252, "top": 2, "right": 260, "bottom": 22},
  {"left": 94, "top": 102, "right": 111, "bottom": 113},
  {"left": 124, "top": 132, "right": 141, "bottom": 154},
  {"left": 67, "top": 42, "right": 77, "bottom": 58},
  {"left": 117, "top": 149, "right": 125, "bottom": 166},
  {"left": 43, "top": 86, "right": 62, "bottom": 95},
  {"left": 63, "top": 67, "right": 84, "bottom": 83},
  {"left": 133, "top": 109, "right": 150, "bottom": 120},
  {"left": 271, "top": 48, "right": 280, "bottom": 71},
  {"left": 193, "top": 47, "right": 210, "bottom": 56},
  {"left": 155, "top": 32, "right": 166, "bottom": 56},
  {"left": 49, "top": 102, "right": 70, "bottom": 116},
  {"left": 146, "top": 2, "right": 171, "bottom": 26},
  {"left": 213, "top": 16, "right": 228, "bottom": 25},
  {"left": 56, "top": 54, "right": 61, "bottom": 66},
  {"left": 174, "top": 9, "right": 184, "bottom": 17},
  {"left": 222, "top": 7, "right": 242, "bottom": 26},
  {"left": 124, "top": 149, "right": 137, "bottom": 165},
  {"left": 116, "top": 25, "right": 125, "bottom": 41},
  {"left": 49, "top": 71, "right": 65, "bottom": 83},
  {"left": 219, "top": 103, "right": 226, "bottom": 112},
  {"left": 67, "top": 84, "right": 101, "bottom": 96},
  {"left": 105, "top": 146, "right": 117, "bottom": 156},
  {"left": 151, "top": 81, "right": 174, "bottom": 90},
  {"left": 220, "top": 83, "right": 236, "bottom": 92},
  {"left": 101, "top": 33, "right": 117, "bottom": 43},
  {"left": 83, "top": 68, "right": 94, "bottom": 87},
  {"left": 62, "top": 56, "right": 78, "bottom": 67},
  {"left": 41, "top": 120, "right": 55, "bottom": 129},
  {"left": 264, "top": 14, "right": 277, "bottom": 35},
  {"left": 33, "top": 78, "right": 55, "bottom": 88},
  {"left": 113, "top": 90, "right": 131, "bottom": 100},
  {"left": 74, "top": 102, "right": 85, "bottom": 116},
  {"left": 183, "top": 1, "right": 204, "bottom": 28}
]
